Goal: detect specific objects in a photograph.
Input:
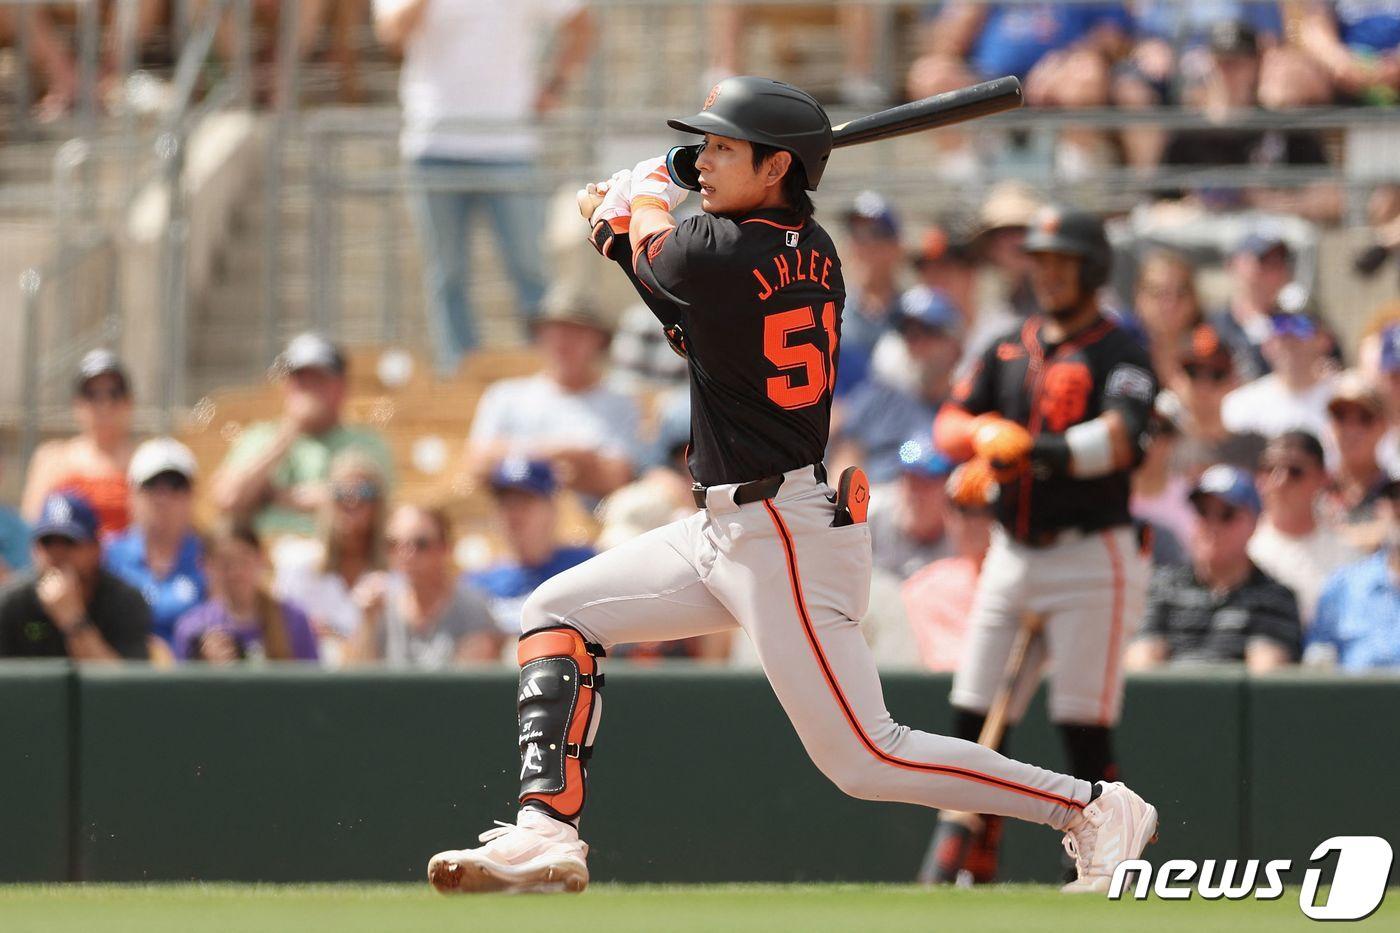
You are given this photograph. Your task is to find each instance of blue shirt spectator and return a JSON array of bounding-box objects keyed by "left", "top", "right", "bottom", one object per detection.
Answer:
[
  {"left": 971, "top": 3, "right": 1133, "bottom": 79},
  {"left": 1307, "top": 551, "right": 1400, "bottom": 670},
  {"left": 0, "top": 506, "right": 31, "bottom": 580},
  {"left": 469, "top": 546, "right": 597, "bottom": 636},
  {"left": 1331, "top": 0, "right": 1400, "bottom": 53},
  {"left": 104, "top": 529, "right": 206, "bottom": 647},
  {"left": 464, "top": 458, "right": 597, "bottom": 634},
  {"left": 835, "top": 192, "right": 905, "bottom": 398}
]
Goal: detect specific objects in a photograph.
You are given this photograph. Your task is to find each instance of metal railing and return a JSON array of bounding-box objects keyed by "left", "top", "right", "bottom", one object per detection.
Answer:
[{"left": 11, "top": 0, "right": 259, "bottom": 468}]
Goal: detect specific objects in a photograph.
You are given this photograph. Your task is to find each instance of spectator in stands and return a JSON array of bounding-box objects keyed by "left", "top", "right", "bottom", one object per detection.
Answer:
[
  {"left": 175, "top": 522, "right": 318, "bottom": 664},
  {"left": 273, "top": 452, "right": 389, "bottom": 664},
  {"left": 1158, "top": 23, "right": 1340, "bottom": 222},
  {"left": 465, "top": 458, "right": 594, "bottom": 637},
  {"left": 21, "top": 350, "right": 136, "bottom": 539},
  {"left": 706, "top": 2, "right": 889, "bottom": 107},
  {"left": 1221, "top": 312, "right": 1337, "bottom": 441},
  {"left": 0, "top": 461, "right": 30, "bottom": 586},
  {"left": 901, "top": 475, "right": 995, "bottom": 672},
  {"left": 375, "top": 0, "right": 593, "bottom": 376},
  {"left": 1306, "top": 473, "right": 1400, "bottom": 670},
  {"left": 835, "top": 192, "right": 905, "bottom": 396},
  {"left": 0, "top": 493, "right": 150, "bottom": 661},
  {"left": 1121, "top": 248, "right": 1203, "bottom": 384},
  {"left": 970, "top": 182, "right": 1041, "bottom": 322},
  {"left": 1297, "top": 0, "right": 1400, "bottom": 103},
  {"left": 1170, "top": 323, "right": 1267, "bottom": 475},
  {"left": 345, "top": 504, "right": 501, "bottom": 667},
  {"left": 609, "top": 301, "right": 689, "bottom": 393},
  {"left": 867, "top": 437, "right": 954, "bottom": 579},
  {"left": 595, "top": 390, "right": 694, "bottom": 550},
  {"left": 103, "top": 439, "right": 206, "bottom": 654},
  {"left": 1131, "top": 395, "right": 1192, "bottom": 565},
  {"left": 464, "top": 293, "right": 637, "bottom": 501},
  {"left": 212, "top": 333, "right": 394, "bottom": 538},
  {"left": 1206, "top": 233, "right": 1294, "bottom": 382},
  {"left": 904, "top": 53, "right": 988, "bottom": 183},
  {"left": 913, "top": 1, "right": 1129, "bottom": 178},
  {"left": 1248, "top": 431, "right": 1358, "bottom": 625},
  {"left": 1325, "top": 371, "right": 1391, "bottom": 546},
  {"left": 1114, "top": 5, "right": 1285, "bottom": 168},
  {"left": 830, "top": 288, "right": 962, "bottom": 485},
  {"left": 910, "top": 221, "right": 1001, "bottom": 371},
  {"left": 1125, "top": 465, "right": 1301, "bottom": 671}
]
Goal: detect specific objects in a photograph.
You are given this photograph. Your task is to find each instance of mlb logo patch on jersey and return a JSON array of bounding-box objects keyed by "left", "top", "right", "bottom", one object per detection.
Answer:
[
  {"left": 786, "top": 230, "right": 799, "bottom": 247},
  {"left": 1105, "top": 364, "right": 1155, "bottom": 402}
]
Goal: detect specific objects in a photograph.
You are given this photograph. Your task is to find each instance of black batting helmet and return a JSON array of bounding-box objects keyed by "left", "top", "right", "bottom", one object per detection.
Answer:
[
  {"left": 1023, "top": 205, "right": 1112, "bottom": 292},
  {"left": 667, "top": 76, "right": 834, "bottom": 189}
]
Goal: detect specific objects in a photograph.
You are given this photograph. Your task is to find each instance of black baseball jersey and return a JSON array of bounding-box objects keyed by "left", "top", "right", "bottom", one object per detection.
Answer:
[
  {"left": 951, "top": 316, "right": 1158, "bottom": 542},
  {"left": 609, "top": 208, "right": 845, "bottom": 486}
]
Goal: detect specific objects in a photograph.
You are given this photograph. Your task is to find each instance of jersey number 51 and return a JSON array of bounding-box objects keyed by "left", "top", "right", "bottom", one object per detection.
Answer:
[{"left": 764, "top": 302, "right": 839, "bottom": 410}]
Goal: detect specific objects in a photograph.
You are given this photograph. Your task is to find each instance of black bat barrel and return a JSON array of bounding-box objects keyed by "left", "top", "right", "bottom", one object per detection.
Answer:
[{"left": 830, "top": 76, "right": 1023, "bottom": 149}]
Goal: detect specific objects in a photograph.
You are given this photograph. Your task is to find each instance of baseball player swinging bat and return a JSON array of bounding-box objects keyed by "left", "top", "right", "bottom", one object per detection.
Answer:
[
  {"left": 920, "top": 611, "right": 1046, "bottom": 884},
  {"left": 426, "top": 74, "right": 1157, "bottom": 898}
]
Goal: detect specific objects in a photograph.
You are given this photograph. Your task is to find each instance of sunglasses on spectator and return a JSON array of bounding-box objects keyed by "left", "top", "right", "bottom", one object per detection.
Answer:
[
  {"left": 141, "top": 473, "right": 191, "bottom": 494},
  {"left": 1192, "top": 500, "right": 1240, "bottom": 524},
  {"left": 386, "top": 535, "right": 436, "bottom": 553},
  {"left": 1259, "top": 460, "right": 1311, "bottom": 482},
  {"left": 950, "top": 502, "right": 993, "bottom": 517},
  {"left": 1183, "top": 363, "right": 1231, "bottom": 384},
  {"left": 1383, "top": 485, "right": 1400, "bottom": 504},
  {"left": 333, "top": 481, "right": 380, "bottom": 505},
  {"left": 80, "top": 384, "right": 128, "bottom": 402},
  {"left": 1330, "top": 405, "right": 1379, "bottom": 427},
  {"left": 36, "top": 535, "right": 78, "bottom": 549}
]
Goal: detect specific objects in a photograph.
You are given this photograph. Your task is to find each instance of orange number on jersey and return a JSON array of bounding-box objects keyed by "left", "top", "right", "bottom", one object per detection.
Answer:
[{"left": 764, "top": 303, "right": 836, "bottom": 410}]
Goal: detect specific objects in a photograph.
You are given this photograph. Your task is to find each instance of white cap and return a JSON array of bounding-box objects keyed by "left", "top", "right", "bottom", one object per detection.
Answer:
[{"left": 128, "top": 437, "right": 198, "bottom": 487}]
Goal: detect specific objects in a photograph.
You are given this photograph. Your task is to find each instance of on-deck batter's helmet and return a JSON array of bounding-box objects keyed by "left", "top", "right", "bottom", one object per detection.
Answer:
[
  {"left": 667, "top": 76, "right": 834, "bottom": 189},
  {"left": 1022, "top": 205, "right": 1112, "bottom": 293}
]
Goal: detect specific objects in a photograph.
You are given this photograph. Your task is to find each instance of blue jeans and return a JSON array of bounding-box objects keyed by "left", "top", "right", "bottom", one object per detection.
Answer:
[{"left": 408, "top": 157, "right": 547, "bottom": 375}]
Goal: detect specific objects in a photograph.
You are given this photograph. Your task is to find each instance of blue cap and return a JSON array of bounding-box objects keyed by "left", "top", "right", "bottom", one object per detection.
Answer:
[
  {"left": 1269, "top": 312, "right": 1318, "bottom": 340},
  {"left": 897, "top": 437, "right": 954, "bottom": 478},
  {"left": 1189, "top": 464, "right": 1261, "bottom": 515},
  {"left": 896, "top": 286, "right": 960, "bottom": 334},
  {"left": 32, "top": 492, "right": 100, "bottom": 543},
  {"left": 845, "top": 190, "right": 900, "bottom": 238},
  {"left": 1381, "top": 325, "right": 1400, "bottom": 374},
  {"left": 489, "top": 457, "right": 558, "bottom": 498}
]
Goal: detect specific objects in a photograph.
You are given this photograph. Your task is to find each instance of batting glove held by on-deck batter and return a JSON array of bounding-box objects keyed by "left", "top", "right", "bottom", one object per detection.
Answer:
[
  {"left": 629, "top": 156, "right": 689, "bottom": 212},
  {"left": 946, "top": 458, "right": 1000, "bottom": 508},
  {"left": 969, "top": 414, "right": 1033, "bottom": 483}
]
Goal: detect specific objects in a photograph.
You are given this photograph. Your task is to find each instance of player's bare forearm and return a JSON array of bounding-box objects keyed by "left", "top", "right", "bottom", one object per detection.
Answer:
[{"left": 629, "top": 200, "right": 675, "bottom": 249}]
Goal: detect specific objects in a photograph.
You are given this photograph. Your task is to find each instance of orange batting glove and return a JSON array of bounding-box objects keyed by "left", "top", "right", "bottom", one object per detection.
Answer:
[
  {"left": 946, "top": 458, "right": 1000, "bottom": 508},
  {"left": 969, "top": 414, "right": 1032, "bottom": 483}
]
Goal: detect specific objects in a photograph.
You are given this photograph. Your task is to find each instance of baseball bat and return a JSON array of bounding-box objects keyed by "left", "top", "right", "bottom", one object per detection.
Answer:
[
  {"left": 829, "top": 75, "right": 1022, "bottom": 148},
  {"left": 918, "top": 612, "right": 1045, "bottom": 885},
  {"left": 667, "top": 76, "right": 1022, "bottom": 191}
]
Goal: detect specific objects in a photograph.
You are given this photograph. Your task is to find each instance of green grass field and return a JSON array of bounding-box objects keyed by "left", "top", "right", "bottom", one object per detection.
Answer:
[{"left": 2, "top": 883, "right": 1396, "bottom": 933}]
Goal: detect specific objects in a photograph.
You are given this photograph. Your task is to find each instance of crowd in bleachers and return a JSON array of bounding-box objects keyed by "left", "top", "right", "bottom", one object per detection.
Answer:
[{"left": 3, "top": 0, "right": 1400, "bottom": 674}]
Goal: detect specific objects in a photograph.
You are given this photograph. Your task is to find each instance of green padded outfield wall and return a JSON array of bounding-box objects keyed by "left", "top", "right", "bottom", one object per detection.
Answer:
[
  {"left": 71, "top": 667, "right": 1252, "bottom": 884},
  {"left": 0, "top": 666, "right": 1393, "bottom": 883},
  {"left": 0, "top": 661, "right": 71, "bottom": 881}
]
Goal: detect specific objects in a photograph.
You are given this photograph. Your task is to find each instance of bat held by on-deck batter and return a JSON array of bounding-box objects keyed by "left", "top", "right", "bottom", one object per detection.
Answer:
[{"left": 666, "top": 75, "right": 1023, "bottom": 192}]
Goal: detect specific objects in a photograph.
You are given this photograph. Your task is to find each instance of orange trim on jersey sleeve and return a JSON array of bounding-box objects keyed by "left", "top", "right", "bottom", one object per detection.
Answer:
[{"left": 760, "top": 499, "right": 1086, "bottom": 814}]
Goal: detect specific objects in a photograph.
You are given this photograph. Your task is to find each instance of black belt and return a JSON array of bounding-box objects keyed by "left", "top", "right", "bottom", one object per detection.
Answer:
[{"left": 692, "top": 463, "right": 826, "bottom": 510}]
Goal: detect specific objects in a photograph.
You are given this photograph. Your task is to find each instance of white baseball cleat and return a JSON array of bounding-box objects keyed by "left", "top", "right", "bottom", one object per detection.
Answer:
[
  {"left": 427, "top": 809, "right": 589, "bottom": 895},
  {"left": 1060, "top": 781, "right": 1159, "bottom": 894}
]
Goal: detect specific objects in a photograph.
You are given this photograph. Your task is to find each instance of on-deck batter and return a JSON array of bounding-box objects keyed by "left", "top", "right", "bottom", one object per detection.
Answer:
[{"left": 425, "top": 77, "right": 1158, "bottom": 896}]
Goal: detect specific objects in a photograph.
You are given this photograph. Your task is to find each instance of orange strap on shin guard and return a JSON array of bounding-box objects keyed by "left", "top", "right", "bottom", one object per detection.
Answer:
[{"left": 517, "top": 628, "right": 604, "bottom": 820}]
